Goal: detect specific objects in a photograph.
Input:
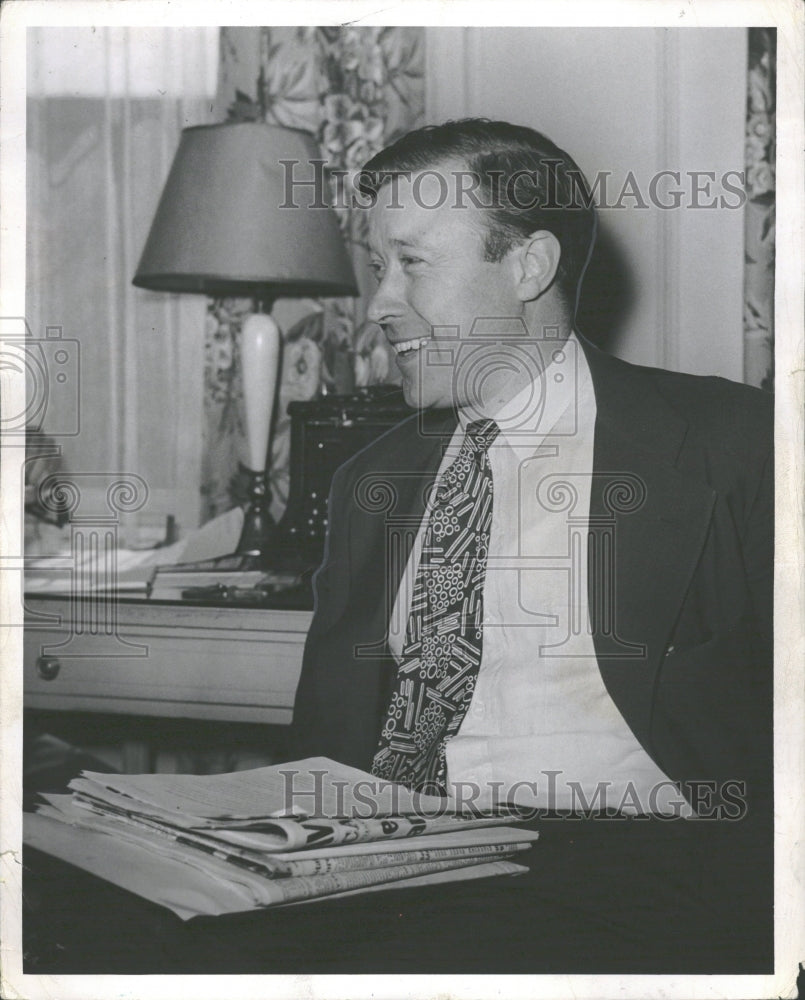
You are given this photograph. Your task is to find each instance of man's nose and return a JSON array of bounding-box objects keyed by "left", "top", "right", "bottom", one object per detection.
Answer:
[{"left": 367, "top": 269, "right": 406, "bottom": 327}]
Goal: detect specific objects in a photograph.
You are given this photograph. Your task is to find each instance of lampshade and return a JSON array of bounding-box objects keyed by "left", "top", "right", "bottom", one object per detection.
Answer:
[{"left": 133, "top": 122, "right": 358, "bottom": 299}]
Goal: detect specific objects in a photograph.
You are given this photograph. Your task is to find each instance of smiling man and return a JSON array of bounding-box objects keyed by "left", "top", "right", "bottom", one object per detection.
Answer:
[{"left": 289, "top": 119, "right": 773, "bottom": 967}]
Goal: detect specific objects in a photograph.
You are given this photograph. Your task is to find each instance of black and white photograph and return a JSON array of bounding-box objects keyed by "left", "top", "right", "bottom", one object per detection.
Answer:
[{"left": 1, "top": 1, "right": 802, "bottom": 997}]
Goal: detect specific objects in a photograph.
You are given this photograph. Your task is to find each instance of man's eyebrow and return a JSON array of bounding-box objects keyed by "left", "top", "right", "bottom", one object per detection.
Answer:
[
  {"left": 389, "top": 234, "right": 441, "bottom": 251},
  {"left": 369, "top": 231, "right": 444, "bottom": 256}
]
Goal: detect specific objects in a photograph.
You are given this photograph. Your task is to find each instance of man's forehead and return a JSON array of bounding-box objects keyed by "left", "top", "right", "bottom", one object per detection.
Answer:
[
  {"left": 371, "top": 159, "right": 469, "bottom": 206},
  {"left": 368, "top": 163, "right": 485, "bottom": 248}
]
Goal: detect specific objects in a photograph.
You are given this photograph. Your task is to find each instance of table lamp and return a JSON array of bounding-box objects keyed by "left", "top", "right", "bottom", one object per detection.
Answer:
[{"left": 133, "top": 122, "right": 358, "bottom": 566}]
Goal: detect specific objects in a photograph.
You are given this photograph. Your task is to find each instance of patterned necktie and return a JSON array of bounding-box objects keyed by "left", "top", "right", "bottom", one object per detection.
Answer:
[{"left": 372, "top": 418, "right": 500, "bottom": 793}]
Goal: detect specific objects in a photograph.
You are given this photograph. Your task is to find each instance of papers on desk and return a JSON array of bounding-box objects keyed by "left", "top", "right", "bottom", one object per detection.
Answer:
[
  {"left": 24, "top": 507, "right": 246, "bottom": 595},
  {"left": 24, "top": 757, "right": 535, "bottom": 919},
  {"left": 24, "top": 549, "right": 158, "bottom": 593}
]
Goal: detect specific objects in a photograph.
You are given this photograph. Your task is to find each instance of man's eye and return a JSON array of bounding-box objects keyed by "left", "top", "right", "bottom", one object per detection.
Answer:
[
  {"left": 400, "top": 256, "right": 423, "bottom": 269},
  {"left": 369, "top": 261, "right": 385, "bottom": 282}
]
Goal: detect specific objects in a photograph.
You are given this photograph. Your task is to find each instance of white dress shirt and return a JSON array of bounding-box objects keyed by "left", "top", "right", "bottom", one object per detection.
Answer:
[{"left": 389, "top": 333, "right": 686, "bottom": 815}]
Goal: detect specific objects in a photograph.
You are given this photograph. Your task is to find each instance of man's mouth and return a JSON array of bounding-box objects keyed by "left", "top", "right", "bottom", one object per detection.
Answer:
[{"left": 391, "top": 337, "right": 429, "bottom": 357}]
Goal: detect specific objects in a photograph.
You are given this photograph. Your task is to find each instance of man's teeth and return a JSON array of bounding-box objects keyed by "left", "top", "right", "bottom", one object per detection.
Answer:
[{"left": 393, "top": 338, "right": 429, "bottom": 355}]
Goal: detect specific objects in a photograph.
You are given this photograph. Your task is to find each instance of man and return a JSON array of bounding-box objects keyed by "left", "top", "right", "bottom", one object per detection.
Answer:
[{"left": 290, "top": 119, "right": 772, "bottom": 966}]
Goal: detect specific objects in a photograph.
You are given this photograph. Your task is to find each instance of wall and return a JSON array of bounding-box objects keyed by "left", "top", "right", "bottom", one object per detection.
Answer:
[{"left": 425, "top": 27, "right": 747, "bottom": 380}]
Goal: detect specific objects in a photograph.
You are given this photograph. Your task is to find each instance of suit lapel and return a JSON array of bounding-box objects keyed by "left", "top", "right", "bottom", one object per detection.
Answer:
[
  {"left": 582, "top": 338, "right": 716, "bottom": 756},
  {"left": 349, "top": 408, "right": 457, "bottom": 661}
]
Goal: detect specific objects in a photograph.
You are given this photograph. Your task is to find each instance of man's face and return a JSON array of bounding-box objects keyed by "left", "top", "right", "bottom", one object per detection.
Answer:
[{"left": 367, "top": 165, "right": 524, "bottom": 410}]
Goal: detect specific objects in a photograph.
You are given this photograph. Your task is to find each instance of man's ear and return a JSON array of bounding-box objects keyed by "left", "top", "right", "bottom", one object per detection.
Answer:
[{"left": 513, "top": 230, "right": 562, "bottom": 301}]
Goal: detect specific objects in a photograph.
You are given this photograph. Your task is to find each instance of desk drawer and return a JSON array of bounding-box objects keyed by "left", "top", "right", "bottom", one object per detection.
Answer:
[{"left": 24, "top": 600, "right": 313, "bottom": 725}]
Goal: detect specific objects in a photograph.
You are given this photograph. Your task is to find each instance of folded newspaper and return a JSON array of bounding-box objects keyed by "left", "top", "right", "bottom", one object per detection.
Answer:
[{"left": 24, "top": 757, "right": 537, "bottom": 919}]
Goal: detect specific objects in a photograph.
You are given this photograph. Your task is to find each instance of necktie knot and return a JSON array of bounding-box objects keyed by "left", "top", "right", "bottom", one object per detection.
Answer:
[{"left": 465, "top": 419, "right": 500, "bottom": 467}]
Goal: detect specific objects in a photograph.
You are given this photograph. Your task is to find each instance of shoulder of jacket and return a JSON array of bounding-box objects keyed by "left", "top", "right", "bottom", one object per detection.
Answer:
[
  {"left": 332, "top": 408, "right": 456, "bottom": 483},
  {"left": 331, "top": 412, "right": 418, "bottom": 482},
  {"left": 327, "top": 412, "right": 450, "bottom": 515},
  {"left": 591, "top": 343, "right": 773, "bottom": 459},
  {"left": 646, "top": 365, "right": 773, "bottom": 457}
]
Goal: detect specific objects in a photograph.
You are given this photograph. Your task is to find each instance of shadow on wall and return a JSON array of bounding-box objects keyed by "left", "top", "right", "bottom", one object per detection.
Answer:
[{"left": 576, "top": 222, "right": 636, "bottom": 356}]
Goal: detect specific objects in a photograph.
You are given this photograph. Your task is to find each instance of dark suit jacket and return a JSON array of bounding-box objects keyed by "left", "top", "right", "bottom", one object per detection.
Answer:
[{"left": 291, "top": 337, "right": 773, "bottom": 817}]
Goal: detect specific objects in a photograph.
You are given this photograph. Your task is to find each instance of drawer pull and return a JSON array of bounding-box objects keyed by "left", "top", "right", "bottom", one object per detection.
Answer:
[{"left": 36, "top": 655, "right": 61, "bottom": 681}]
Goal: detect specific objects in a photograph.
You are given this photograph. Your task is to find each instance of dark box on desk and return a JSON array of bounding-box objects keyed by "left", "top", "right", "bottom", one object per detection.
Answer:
[{"left": 274, "top": 385, "right": 410, "bottom": 571}]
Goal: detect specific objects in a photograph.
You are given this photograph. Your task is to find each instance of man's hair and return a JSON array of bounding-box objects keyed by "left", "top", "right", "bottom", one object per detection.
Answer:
[{"left": 358, "top": 118, "right": 597, "bottom": 303}]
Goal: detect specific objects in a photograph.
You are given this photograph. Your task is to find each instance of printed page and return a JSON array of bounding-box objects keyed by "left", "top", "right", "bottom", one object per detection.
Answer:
[
  {"left": 253, "top": 825, "right": 540, "bottom": 859},
  {"left": 65, "top": 783, "right": 532, "bottom": 852},
  {"left": 40, "top": 793, "right": 538, "bottom": 873},
  {"left": 71, "top": 757, "right": 450, "bottom": 820},
  {"left": 24, "top": 812, "right": 530, "bottom": 920},
  {"left": 300, "top": 859, "right": 529, "bottom": 904}
]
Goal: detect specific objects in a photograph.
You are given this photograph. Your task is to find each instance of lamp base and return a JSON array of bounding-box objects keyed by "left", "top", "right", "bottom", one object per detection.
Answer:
[{"left": 235, "top": 468, "right": 276, "bottom": 566}]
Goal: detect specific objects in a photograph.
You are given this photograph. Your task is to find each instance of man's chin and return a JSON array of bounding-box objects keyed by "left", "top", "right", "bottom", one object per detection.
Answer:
[
  {"left": 399, "top": 375, "right": 423, "bottom": 408},
  {"left": 401, "top": 384, "right": 450, "bottom": 410},
  {"left": 401, "top": 382, "right": 422, "bottom": 408},
  {"left": 396, "top": 368, "right": 457, "bottom": 410}
]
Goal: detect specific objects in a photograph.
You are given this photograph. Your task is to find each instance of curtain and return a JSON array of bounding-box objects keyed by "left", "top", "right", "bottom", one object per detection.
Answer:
[
  {"left": 26, "top": 27, "right": 219, "bottom": 546},
  {"left": 202, "top": 26, "right": 425, "bottom": 523},
  {"left": 743, "top": 28, "right": 775, "bottom": 390}
]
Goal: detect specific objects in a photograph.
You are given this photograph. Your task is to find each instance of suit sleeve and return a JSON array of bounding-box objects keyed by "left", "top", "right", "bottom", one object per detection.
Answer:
[
  {"left": 288, "top": 463, "right": 352, "bottom": 758},
  {"left": 741, "top": 441, "right": 773, "bottom": 651}
]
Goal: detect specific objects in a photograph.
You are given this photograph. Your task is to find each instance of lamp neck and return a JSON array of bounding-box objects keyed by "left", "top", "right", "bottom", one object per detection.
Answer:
[{"left": 252, "top": 295, "right": 275, "bottom": 315}]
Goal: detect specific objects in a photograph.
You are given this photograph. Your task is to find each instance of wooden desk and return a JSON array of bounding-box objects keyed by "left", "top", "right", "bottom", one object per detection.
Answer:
[
  {"left": 23, "top": 814, "right": 773, "bottom": 974},
  {"left": 24, "top": 596, "right": 312, "bottom": 725}
]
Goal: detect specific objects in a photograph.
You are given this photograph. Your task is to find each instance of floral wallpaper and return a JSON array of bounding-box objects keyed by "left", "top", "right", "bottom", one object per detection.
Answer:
[
  {"left": 744, "top": 28, "right": 775, "bottom": 391},
  {"left": 201, "top": 26, "right": 424, "bottom": 523}
]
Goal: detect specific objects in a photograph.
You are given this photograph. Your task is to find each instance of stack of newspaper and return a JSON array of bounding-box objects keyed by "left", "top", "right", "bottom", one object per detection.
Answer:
[{"left": 24, "top": 757, "right": 537, "bottom": 919}]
